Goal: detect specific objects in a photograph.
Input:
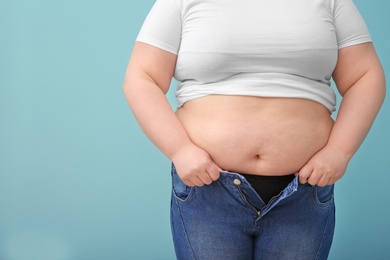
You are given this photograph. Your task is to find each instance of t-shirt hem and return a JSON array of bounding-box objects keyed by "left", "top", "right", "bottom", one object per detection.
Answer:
[
  {"left": 338, "top": 35, "right": 372, "bottom": 49},
  {"left": 136, "top": 35, "right": 179, "bottom": 55}
]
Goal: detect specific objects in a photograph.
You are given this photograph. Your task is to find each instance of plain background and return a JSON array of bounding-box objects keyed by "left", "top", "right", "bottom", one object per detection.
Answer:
[{"left": 0, "top": 0, "right": 389, "bottom": 259}]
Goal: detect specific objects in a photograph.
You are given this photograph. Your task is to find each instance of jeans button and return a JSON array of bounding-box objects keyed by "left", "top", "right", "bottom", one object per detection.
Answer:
[{"left": 233, "top": 179, "right": 241, "bottom": 185}]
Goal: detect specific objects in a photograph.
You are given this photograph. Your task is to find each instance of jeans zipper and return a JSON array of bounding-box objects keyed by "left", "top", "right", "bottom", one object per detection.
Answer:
[{"left": 236, "top": 186, "right": 261, "bottom": 217}]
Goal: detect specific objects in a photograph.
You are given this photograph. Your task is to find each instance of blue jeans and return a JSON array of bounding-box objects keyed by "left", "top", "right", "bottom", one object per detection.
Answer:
[{"left": 170, "top": 165, "right": 335, "bottom": 260}]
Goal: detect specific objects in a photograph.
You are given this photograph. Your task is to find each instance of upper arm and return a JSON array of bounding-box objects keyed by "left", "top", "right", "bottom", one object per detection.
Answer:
[
  {"left": 332, "top": 42, "right": 385, "bottom": 96},
  {"left": 123, "top": 0, "right": 181, "bottom": 94},
  {"left": 124, "top": 42, "right": 177, "bottom": 94}
]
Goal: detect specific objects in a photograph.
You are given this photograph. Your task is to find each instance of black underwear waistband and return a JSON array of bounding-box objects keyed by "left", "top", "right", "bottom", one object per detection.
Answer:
[{"left": 240, "top": 173, "right": 296, "bottom": 204}]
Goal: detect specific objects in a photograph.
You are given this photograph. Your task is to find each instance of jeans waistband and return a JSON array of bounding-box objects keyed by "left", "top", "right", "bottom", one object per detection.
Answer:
[{"left": 218, "top": 170, "right": 300, "bottom": 194}]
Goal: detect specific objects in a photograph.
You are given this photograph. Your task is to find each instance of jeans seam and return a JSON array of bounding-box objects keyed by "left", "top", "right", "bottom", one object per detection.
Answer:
[
  {"left": 172, "top": 186, "right": 195, "bottom": 204},
  {"left": 314, "top": 199, "right": 334, "bottom": 260},
  {"left": 174, "top": 198, "right": 197, "bottom": 260},
  {"left": 171, "top": 166, "right": 196, "bottom": 204},
  {"left": 236, "top": 186, "right": 260, "bottom": 216},
  {"left": 312, "top": 185, "right": 334, "bottom": 207}
]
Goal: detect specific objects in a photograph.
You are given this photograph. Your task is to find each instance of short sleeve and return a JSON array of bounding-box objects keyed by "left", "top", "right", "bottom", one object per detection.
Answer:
[
  {"left": 332, "top": 0, "right": 372, "bottom": 49},
  {"left": 136, "top": 0, "right": 182, "bottom": 55}
]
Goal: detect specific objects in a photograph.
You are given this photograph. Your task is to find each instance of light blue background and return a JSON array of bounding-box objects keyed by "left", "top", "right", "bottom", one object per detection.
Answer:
[{"left": 0, "top": 0, "right": 389, "bottom": 259}]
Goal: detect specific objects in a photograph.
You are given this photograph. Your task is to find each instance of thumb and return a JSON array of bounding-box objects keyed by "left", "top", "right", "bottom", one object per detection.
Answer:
[
  {"left": 298, "top": 163, "right": 313, "bottom": 184},
  {"left": 208, "top": 163, "right": 222, "bottom": 181}
]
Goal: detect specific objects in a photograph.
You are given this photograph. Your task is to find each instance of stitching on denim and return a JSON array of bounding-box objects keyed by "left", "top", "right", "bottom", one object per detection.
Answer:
[
  {"left": 259, "top": 182, "right": 299, "bottom": 215},
  {"left": 171, "top": 165, "right": 197, "bottom": 259},
  {"left": 236, "top": 186, "right": 260, "bottom": 216},
  {"left": 171, "top": 168, "right": 195, "bottom": 204},
  {"left": 172, "top": 186, "right": 195, "bottom": 204},
  {"left": 174, "top": 198, "right": 197, "bottom": 260},
  {"left": 314, "top": 201, "right": 335, "bottom": 260},
  {"left": 312, "top": 185, "right": 334, "bottom": 207}
]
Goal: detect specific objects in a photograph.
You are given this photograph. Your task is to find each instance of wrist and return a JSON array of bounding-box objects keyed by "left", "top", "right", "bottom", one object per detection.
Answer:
[
  {"left": 169, "top": 141, "right": 197, "bottom": 162},
  {"left": 323, "top": 143, "right": 354, "bottom": 162}
]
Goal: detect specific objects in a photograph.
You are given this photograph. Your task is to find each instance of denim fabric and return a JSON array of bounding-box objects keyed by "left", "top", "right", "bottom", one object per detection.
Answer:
[{"left": 170, "top": 164, "right": 335, "bottom": 260}]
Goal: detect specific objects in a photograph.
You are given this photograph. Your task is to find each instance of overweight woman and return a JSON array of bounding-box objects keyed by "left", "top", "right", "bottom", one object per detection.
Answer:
[{"left": 123, "top": 0, "right": 386, "bottom": 259}]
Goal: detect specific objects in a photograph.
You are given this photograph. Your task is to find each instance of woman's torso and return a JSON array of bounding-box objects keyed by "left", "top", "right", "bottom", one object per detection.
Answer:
[
  {"left": 172, "top": 1, "right": 342, "bottom": 175},
  {"left": 176, "top": 95, "right": 334, "bottom": 176},
  {"left": 136, "top": 0, "right": 370, "bottom": 175}
]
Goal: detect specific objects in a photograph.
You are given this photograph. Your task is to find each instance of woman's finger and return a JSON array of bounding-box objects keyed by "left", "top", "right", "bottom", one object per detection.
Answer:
[{"left": 298, "top": 164, "right": 313, "bottom": 184}]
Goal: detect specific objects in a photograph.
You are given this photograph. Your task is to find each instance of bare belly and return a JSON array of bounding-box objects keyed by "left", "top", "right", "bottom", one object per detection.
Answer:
[{"left": 176, "top": 95, "right": 334, "bottom": 176}]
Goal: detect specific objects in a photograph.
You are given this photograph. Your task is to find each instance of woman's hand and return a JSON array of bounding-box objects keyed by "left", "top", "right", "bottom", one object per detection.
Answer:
[
  {"left": 298, "top": 146, "right": 350, "bottom": 186},
  {"left": 172, "top": 144, "right": 222, "bottom": 187}
]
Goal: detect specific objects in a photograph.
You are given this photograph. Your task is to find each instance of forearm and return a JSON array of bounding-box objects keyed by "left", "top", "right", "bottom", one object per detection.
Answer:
[
  {"left": 326, "top": 69, "right": 386, "bottom": 160},
  {"left": 123, "top": 43, "right": 221, "bottom": 186},
  {"left": 123, "top": 76, "right": 193, "bottom": 160}
]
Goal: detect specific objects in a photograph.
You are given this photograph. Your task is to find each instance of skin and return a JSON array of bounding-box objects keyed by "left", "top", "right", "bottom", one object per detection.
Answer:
[
  {"left": 123, "top": 41, "right": 385, "bottom": 187},
  {"left": 175, "top": 95, "right": 334, "bottom": 178},
  {"left": 299, "top": 43, "right": 386, "bottom": 186}
]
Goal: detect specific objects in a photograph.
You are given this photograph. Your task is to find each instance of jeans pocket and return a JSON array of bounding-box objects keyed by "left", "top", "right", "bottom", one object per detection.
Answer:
[
  {"left": 312, "top": 184, "right": 334, "bottom": 207},
  {"left": 171, "top": 167, "right": 195, "bottom": 203}
]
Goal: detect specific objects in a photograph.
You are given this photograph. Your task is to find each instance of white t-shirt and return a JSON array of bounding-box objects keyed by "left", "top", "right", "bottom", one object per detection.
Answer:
[{"left": 136, "top": 0, "right": 372, "bottom": 112}]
